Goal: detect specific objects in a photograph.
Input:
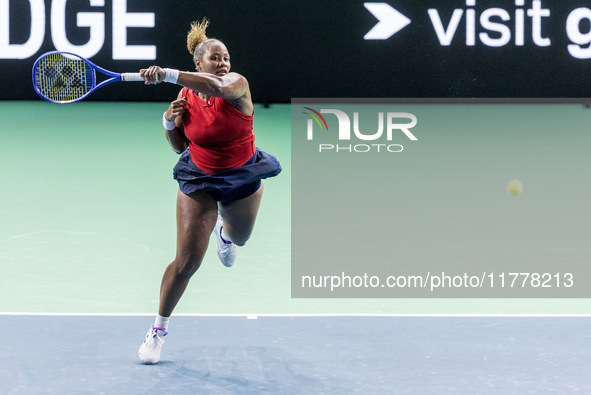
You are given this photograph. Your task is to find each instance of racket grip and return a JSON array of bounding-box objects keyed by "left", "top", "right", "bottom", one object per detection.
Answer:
[{"left": 120, "top": 73, "right": 144, "bottom": 82}]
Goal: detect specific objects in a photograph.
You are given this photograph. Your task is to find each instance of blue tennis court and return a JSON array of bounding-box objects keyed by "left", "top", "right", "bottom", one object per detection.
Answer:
[{"left": 3, "top": 314, "right": 591, "bottom": 394}]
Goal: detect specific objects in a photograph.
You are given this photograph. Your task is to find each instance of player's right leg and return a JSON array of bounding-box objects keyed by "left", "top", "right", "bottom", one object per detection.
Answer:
[
  {"left": 139, "top": 189, "right": 217, "bottom": 364},
  {"left": 159, "top": 190, "right": 217, "bottom": 316}
]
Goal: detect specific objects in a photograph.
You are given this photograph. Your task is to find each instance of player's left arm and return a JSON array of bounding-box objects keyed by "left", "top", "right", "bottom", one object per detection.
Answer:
[
  {"left": 140, "top": 67, "right": 248, "bottom": 101},
  {"left": 140, "top": 66, "right": 252, "bottom": 114},
  {"left": 178, "top": 72, "right": 249, "bottom": 101}
]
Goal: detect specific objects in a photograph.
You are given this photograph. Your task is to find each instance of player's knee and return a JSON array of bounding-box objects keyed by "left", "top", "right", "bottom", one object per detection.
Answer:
[
  {"left": 230, "top": 234, "right": 250, "bottom": 247},
  {"left": 173, "top": 255, "right": 203, "bottom": 278},
  {"left": 232, "top": 239, "right": 247, "bottom": 247}
]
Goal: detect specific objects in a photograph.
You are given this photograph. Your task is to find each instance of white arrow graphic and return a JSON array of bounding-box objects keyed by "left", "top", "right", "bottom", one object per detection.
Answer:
[{"left": 364, "top": 3, "right": 411, "bottom": 40}]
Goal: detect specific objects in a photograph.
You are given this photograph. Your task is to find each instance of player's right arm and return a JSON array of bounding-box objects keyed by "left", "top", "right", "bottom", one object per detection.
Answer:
[{"left": 164, "top": 90, "right": 189, "bottom": 154}]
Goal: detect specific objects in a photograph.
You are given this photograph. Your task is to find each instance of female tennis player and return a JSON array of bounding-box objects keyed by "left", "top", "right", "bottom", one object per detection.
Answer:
[{"left": 137, "top": 18, "right": 281, "bottom": 364}]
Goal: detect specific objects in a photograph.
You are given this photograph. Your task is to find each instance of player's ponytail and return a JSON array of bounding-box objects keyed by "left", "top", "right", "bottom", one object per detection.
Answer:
[{"left": 187, "top": 18, "right": 215, "bottom": 59}]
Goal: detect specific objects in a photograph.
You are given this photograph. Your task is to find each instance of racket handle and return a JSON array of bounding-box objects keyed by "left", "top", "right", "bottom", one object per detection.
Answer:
[{"left": 120, "top": 73, "right": 144, "bottom": 82}]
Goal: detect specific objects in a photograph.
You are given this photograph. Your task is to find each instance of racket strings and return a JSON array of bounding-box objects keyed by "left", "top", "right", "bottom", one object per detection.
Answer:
[{"left": 34, "top": 54, "right": 94, "bottom": 102}]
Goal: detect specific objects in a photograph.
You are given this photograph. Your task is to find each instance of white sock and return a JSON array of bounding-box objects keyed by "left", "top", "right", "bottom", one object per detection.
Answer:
[
  {"left": 154, "top": 314, "right": 170, "bottom": 332},
  {"left": 221, "top": 227, "right": 232, "bottom": 244}
]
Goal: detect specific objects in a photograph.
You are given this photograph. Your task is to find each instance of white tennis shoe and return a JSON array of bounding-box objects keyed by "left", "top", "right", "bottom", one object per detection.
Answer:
[
  {"left": 214, "top": 215, "right": 236, "bottom": 267},
  {"left": 138, "top": 326, "right": 167, "bottom": 364}
]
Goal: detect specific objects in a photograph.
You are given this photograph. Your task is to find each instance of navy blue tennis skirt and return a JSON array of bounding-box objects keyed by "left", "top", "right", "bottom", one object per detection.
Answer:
[{"left": 173, "top": 148, "right": 282, "bottom": 202}]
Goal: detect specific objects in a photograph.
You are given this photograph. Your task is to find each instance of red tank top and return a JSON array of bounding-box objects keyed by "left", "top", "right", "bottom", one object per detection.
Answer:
[{"left": 181, "top": 88, "right": 256, "bottom": 174}]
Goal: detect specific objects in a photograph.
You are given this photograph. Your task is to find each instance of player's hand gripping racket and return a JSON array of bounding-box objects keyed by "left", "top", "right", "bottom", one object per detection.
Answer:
[{"left": 32, "top": 51, "right": 144, "bottom": 103}]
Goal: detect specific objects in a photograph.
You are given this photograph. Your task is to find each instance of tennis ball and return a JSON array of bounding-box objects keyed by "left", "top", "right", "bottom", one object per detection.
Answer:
[{"left": 507, "top": 180, "right": 523, "bottom": 196}]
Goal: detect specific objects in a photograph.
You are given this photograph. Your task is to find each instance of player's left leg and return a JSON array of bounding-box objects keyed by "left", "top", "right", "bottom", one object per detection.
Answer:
[{"left": 218, "top": 182, "right": 264, "bottom": 247}]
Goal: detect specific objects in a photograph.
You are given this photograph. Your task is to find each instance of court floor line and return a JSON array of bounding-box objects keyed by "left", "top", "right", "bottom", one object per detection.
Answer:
[{"left": 2, "top": 312, "right": 591, "bottom": 317}]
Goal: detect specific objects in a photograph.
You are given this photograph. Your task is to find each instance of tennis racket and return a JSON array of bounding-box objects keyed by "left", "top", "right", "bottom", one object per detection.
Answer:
[{"left": 32, "top": 51, "right": 145, "bottom": 103}]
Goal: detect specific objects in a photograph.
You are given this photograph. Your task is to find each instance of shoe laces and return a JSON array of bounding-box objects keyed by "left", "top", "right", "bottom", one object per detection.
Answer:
[{"left": 150, "top": 326, "right": 168, "bottom": 338}]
